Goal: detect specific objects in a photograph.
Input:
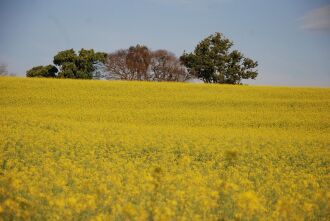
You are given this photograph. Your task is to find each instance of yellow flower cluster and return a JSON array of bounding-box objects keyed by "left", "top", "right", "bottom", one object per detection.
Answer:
[{"left": 0, "top": 77, "right": 329, "bottom": 220}]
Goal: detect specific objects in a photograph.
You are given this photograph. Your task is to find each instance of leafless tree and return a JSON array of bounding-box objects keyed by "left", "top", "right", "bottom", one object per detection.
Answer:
[
  {"left": 126, "top": 45, "right": 151, "bottom": 80},
  {"left": 106, "top": 46, "right": 151, "bottom": 80},
  {"left": 105, "top": 46, "right": 191, "bottom": 82},
  {"left": 0, "top": 63, "right": 8, "bottom": 76},
  {"left": 106, "top": 49, "right": 132, "bottom": 80},
  {"left": 0, "top": 63, "right": 15, "bottom": 76},
  {"left": 150, "top": 50, "right": 190, "bottom": 82}
]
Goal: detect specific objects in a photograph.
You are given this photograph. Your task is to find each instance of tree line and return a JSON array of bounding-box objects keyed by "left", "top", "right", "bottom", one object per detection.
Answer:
[{"left": 26, "top": 33, "right": 258, "bottom": 84}]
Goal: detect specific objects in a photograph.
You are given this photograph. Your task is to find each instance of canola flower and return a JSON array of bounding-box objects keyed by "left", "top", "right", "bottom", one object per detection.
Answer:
[{"left": 0, "top": 76, "right": 329, "bottom": 220}]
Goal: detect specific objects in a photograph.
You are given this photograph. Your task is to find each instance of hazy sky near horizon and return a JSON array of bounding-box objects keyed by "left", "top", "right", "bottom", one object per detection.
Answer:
[{"left": 0, "top": 0, "right": 329, "bottom": 86}]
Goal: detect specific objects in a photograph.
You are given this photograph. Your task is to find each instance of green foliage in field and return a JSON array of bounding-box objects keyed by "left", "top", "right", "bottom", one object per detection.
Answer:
[{"left": 0, "top": 77, "right": 329, "bottom": 220}]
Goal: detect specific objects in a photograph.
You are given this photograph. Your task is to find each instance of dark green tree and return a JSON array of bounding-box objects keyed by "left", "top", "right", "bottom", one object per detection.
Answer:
[
  {"left": 27, "top": 48, "right": 107, "bottom": 79},
  {"left": 26, "top": 65, "right": 58, "bottom": 78},
  {"left": 180, "top": 32, "right": 258, "bottom": 84},
  {"left": 54, "top": 48, "right": 107, "bottom": 79}
]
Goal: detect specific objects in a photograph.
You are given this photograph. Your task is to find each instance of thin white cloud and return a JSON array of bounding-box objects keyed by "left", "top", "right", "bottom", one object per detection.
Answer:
[{"left": 300, "top": 4, "right": 330, "bottom": 31}]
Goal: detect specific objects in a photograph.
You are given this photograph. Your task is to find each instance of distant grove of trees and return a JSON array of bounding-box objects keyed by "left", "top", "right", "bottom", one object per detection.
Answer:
[{"left": 26, "top": 32, "right": 258, "bottom": 84}]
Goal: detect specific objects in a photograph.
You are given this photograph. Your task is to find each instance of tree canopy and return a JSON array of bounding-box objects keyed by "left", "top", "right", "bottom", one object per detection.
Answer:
[
  {"left": 26, "top": 49, "right": 107, "bottom": 79},
  {"left": 180, "top": 32, "right": 258, "bottom": 84},
  {"left": 26, "top": 65, "right": 58, "bottom": 78}
]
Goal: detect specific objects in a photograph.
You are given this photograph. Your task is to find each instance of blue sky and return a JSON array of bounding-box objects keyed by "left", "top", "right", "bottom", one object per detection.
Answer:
[{"left": 0, "top": 0, "right": 329, "bottom": 86}]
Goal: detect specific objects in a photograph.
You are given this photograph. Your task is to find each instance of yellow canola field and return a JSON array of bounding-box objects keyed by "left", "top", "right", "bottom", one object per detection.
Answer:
[{"left": 0, "top": 77, "right": 329, "bottom": 220}]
